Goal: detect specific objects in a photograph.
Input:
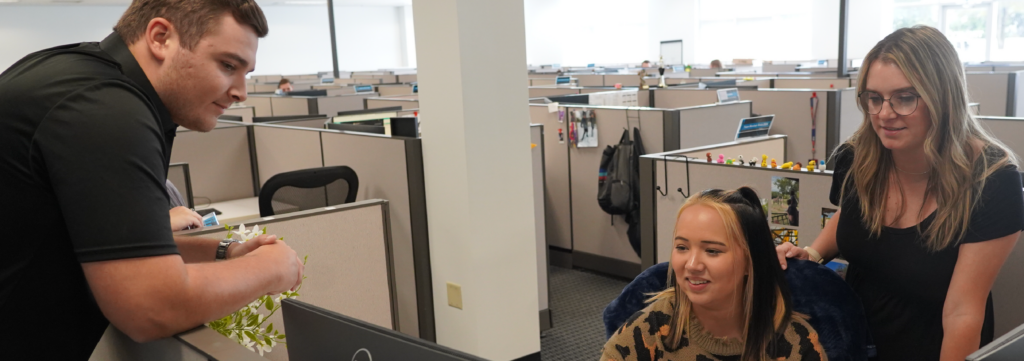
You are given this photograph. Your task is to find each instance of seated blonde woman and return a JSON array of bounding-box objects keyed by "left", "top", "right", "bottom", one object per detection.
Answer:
[{"left": 601, "top": 187, "right": 827, "bottom": 361}]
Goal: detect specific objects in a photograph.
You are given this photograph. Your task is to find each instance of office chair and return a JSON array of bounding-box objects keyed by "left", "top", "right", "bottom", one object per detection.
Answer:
[
  {"left": 603, "top": 259, "right": 874, "bottom": 361},
  {"left": 258, "top": 166, "right": 359, "bottom": 217}
]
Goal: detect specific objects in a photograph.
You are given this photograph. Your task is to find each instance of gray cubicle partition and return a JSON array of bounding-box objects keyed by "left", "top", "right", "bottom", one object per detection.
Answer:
[
  {"left": 652, "top": 88, "right": 861, "bottom": 164},
  {"left": 224, "top": 105, "right": 255, "bottom": 123},
  {"left": 366, "top": 96, "right": 419, "bottom": 110},
  {"left": 530, "top": 124, "right": 552, "bottom": 332},
  {"left": 246, "top": 122, "right": 432, "bottom": 341},
  {"left": 89, "top": 200, "right": 397, "bottom": 361},
  {"left": 978, "top": 116, "right": 1024, "bottom": 158},
  {"left": 529, "top": 87, "right": 580, "bottom": 98},
  {"left": 398, "top": 74, "right": 418, "bottom": 83},
  {"left": 377, "top": 84, "right": 415, "bottom": 97},
  {"left": 639, "top": 150, "right": 1024, "bottom": 339},
  {"left": 247, "top": 93, "right": 379, "bottom": 117},
  {"left": 966, "top": 71, "right": 1024, "bottom": 117},
  {"left": 772, "top": 78, "right": 853, "bottom": 89},
  {"left": 170, "top": 122, "right": 257, "bottom": 203},
  {"left": 672, "top": 135, "right": 788, "bottom": 162}
]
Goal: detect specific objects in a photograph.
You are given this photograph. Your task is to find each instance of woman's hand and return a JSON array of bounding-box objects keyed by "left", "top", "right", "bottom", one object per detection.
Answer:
[{"left": 775, "top": 242, "right": 809, "bottom": 270}]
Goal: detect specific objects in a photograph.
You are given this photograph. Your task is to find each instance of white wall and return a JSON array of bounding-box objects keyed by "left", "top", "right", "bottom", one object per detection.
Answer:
[
  {"left": 523, "top": 0, "right": 650, "bottom": 66},
  {"left": 0, "top": 5, "right": 408, "bottom": 76},
  {"left": 648, "top": 0, "right": 698, "bottom": 66}
]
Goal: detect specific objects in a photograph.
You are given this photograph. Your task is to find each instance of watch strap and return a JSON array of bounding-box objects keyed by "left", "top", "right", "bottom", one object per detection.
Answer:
[{"left": 216, "top": 239, "right": 239, "bottom": 261}]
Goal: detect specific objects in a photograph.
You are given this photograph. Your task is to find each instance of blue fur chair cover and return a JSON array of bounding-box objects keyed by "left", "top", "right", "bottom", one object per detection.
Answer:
[{"left": 602, "top": 259, "right": 871, "bottom": 361}]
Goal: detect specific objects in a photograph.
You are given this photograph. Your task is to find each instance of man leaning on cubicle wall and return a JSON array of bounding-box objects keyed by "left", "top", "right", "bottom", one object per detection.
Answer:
[{"left": 0, "top": 1, "right": 304, "bottom": 360}]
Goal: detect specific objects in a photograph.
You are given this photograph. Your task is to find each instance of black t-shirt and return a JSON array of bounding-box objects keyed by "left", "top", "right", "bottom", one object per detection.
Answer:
[
  {"left": 830, "top": 144, "right": 1024, "bottom": 360},
  {"left": 0, "top": 33, "right": 180, "bottom": 360}
]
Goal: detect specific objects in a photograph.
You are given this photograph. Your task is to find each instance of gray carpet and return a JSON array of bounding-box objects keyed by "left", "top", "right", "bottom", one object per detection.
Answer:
[{"left": 541, "top": 267, "right": 630, "bottom": 361}]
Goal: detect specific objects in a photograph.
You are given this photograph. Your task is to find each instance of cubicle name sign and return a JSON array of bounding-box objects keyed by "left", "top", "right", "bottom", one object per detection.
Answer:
[
  {"left": 736, "top": 115, "right": 775, "bottom": 141},
  {"left": 355, "top": 85, "right": 374, "bottom": 93},
  {"left": 556, "top": 76, "right": 571, "bottom": 85},
  {"left": 717, "top": 88, "right": 740, "bottom": 104}
]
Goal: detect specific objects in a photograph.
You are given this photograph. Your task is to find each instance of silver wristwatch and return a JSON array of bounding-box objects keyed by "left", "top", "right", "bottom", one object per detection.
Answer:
[{"left": 216, "top": 239, "right": 240, "bottom": 261}]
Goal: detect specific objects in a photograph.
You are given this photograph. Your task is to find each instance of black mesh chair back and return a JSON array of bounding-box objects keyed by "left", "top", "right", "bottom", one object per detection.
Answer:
[{"left": 258, "top": 166, "right": 359, "bottom": 217}]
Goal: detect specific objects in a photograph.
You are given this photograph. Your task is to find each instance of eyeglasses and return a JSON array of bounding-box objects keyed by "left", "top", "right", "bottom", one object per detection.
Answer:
[{"left": 858, "top": 91, "right": 921, "bottom": 116}]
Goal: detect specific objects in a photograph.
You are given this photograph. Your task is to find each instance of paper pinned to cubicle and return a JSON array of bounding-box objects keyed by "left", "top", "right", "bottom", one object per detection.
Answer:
[
  {"left": 548, "top": 102, "right": 560, "bottom": 113},
  {"left": 588, "top": 90, "right": 639, "bottom": 107}
]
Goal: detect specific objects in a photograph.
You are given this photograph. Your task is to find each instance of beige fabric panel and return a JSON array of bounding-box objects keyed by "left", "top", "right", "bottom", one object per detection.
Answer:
[
  {"left": 839, "top": 88, "right": 864, "bottom": 146},
  {"left": 356, "top": 78, "right": 384, "bottom": 85},
  {"left": 270, "top": 97, "right": 312, "bottom": 116},
  {"left": 570, "top": 108, "right": 665, "bottom": 263},
  {"left": 653, "top": 88, "right": 719, "bottom": 109},
  {"left": 531, "top": 78, "right": 557, "bottom": 86},
  {"left": 604, "top": 74, "right": 641, "bottom": 87},
  {"left": 317, "top": 94, "right": 374, "bottom": 115},
  {"left": 529, "top": 105, "right": 571, "bottom": 250},
  {"left": 653, "top": 160, "right": 833, "bottom": 264},
  {"left": 1015, "top": 72, "right": 1024, "bottom": 117},
  {"left": 773, "top": 78, "right": 852, "bottom": 89},
  {"left": 269, "top": 118, "right": 328, "bottom": 129},
  {"left": 967, "top": 73, "right": 1009, "bottom": 116},
  {"left": 325, "top": 87, "right": 358, "bottom": 96},
  {"left": 677, "top": 135, "right": 787, "bottom": 163},
  {"left": 224, "top": 106, "right": 254, "bottom": 123},
  {"left": 779, "top": 72, "right": 836, "bottom": 78},
  {"left": 737, "top": 89, "right": 830, "bottom": 163},
  {"left": 638, "top": 89, "right": 651, "bottom": 107},
  {"left": 995, "top": 66, "right": 1024, "bottom": 72},
  {"left": 979, "top": 117, "right": 1024, "bottom": 158},
  {"left": 170, "top": 125, "right": 253, "bottom": 203},
  {"left": 254, "top": 83, "right": 279, "bottom": 93},
  {"left": 378, "top": 84, "right": 415, "bottom": 97},
  {"left": 246, "top": 96, "right": 273, "bottom": 117},
  {"left": 742, "top": 79, "right": 773, "bottom": 89},
  {"left": 577, "top": 74, "right": 605, "bottom": 87},
  {"left": 678, "top": 102, "right": 753, "bottom": 150},
  {"left": 688, "top": 68, "right": 719, "bottom": 77},
  {"left": 764, "top": 64, "right": 798, "bottom": 72},
  {"left": 366, "top": 99, "right": 418, "bottom": 110},
  {"left": 252, "top": 125, "right": 324, "bottom": 186},
  {"left": 246, "top": 84, "right": 255, "bottom": 93},
  {"left": 398, "top": 74, "right": 418, "bottom": 83},
  {"left": 529, "top": 87, "right": 580, "bottom": 98},
  {"left": 320, "top": 132, "right": 419, "bottom": 338}
]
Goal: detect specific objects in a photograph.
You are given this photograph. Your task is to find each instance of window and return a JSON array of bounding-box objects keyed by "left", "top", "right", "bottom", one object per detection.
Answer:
[
  {"left": 891, "top": 0, "right": 1024, "bottom": 62},
  {"left": 696, "top": 0, "right": 814, "bottom": 64}
]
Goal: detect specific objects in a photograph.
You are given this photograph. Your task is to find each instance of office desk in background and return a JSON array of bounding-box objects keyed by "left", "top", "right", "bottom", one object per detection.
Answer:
[{"left": 196, "top": 197, "right": 299, "bottom": 225}]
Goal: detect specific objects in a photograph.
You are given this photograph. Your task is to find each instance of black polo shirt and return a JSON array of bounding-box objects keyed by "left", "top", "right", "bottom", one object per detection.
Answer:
[{"left": 0, "top": 33, "right": 180, "bottom": 360}]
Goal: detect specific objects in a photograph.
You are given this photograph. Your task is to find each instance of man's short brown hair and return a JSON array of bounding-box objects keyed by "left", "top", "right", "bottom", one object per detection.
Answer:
[
  {"left": 278, "top": 78, "right": 291, "bottom": 87},
  {"left": 114, "top": 0, "right": 269, "bottom": 50}
]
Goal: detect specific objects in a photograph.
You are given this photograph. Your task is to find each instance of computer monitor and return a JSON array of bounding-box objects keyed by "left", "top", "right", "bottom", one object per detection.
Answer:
[
  {"left": 282, "top": 299, "right": 487, "bottom": 361},
  {"left": 327, "top": 122, "right": 386, "bottom": 135},
  {"left": 334, "top": 107, "right": 402, "bottom": 126},
  {"left": 735, "top": 114, "right": 774, "bottom": 141},
  {"left": 166, "top": 162, "right": 193, "bottom": 209},
  {"left": 555, "top": 76, "right": 571, "bottom": 85},
  {"left": 354, "top": 84, "right": 375, "bottom": 93},
  {"left": 288, "top": 90, "right": 328, "bottom": 97}
]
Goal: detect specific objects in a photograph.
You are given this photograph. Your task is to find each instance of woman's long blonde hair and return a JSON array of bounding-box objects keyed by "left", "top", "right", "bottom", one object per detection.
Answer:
[
  {"left": 846, "top": 25, "right": 1017, "bottom": 251},
  {"left": 649, "top": 188, "right": 792, "bottom": 361}
]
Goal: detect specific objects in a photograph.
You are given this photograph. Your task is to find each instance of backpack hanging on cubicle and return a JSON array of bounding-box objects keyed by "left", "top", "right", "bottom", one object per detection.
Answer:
[{"left": 597, "top": 127, "right": 646, "bottom": 258}]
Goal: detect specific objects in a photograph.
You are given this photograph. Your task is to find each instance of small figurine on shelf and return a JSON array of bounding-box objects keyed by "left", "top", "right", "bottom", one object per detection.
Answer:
[
  {"left": 771, "top": 159, "right": 777, "bottom": 168},
  {"left": 794, "top": 162, "right": 802, "bottom": 171},
  {"left": 706, "top": 152, "right": 712, "bottom": 162},
  {"left": 738, "top": 155, "right": 745, "bottom": 165},
  {"left": 808, "top": 160, "right": 816, "bottom": 172},
  {"left": 818, "top": 159, "right": 826, "bottom": 170},
  {"left": 781, "top": 162, "right": 793, "bottom": 170},
  {"left": 726, "top": 159, "right": 733, "bottom": 165},
  {"left": 761, "top": 154, "right": 768, "bottom": 167},
  {"left": 717, "top": 154, "right": 725, "bottom": 164},
  {"left": 749, "top": 160, "right": 757, "bottom": 167}
]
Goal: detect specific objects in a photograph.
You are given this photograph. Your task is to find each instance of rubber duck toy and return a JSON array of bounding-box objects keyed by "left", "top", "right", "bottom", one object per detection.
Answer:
[
  {"left": 761, "top": 154, "right": 767, "bottom": 167},
  {"left": 706, "top": 152, "right": 712, "bottom": 162},
  {"left": 794, "top": 162, "right": 802, "bottom": 171},
  {"left": 781, "top": 162, "right": 793, "bottom": 170},
  {"left": 718, "top": 154, "right": 725, "bottom": 164},
  {"left": 808, "top": 160, "right": 816, "bottom": 172},
  {"left": 738, "top": 155, "right": 745, "bottom": 165},
  {"left": 771, "top": 159, "right": 777, "bottom": 168}
]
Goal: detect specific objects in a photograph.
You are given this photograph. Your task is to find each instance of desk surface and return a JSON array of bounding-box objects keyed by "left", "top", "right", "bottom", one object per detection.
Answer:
[{"left": 197, "top": 197, "right": 299, "bottom": 226}]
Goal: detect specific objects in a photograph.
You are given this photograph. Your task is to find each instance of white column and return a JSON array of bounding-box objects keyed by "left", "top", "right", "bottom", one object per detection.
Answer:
[{"left": 412, "top": 1, "right": 540, "bottom": 360}]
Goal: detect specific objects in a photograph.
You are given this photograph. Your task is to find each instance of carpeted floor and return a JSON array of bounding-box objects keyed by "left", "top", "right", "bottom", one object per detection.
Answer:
[{"left": 540, "top": 267, "right": 630, "bottom": 361}]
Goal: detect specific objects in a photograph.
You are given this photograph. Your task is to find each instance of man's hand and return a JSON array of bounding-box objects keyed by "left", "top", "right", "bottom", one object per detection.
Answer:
[
  {"left": 169, "top": 206, "right": 202, "bottom": 231},
  {"left": 246, "top": 239, "right": 305, "bottom": 294},
  {"left": 226, "top": 234, "right": 278, "bottom": 259}
]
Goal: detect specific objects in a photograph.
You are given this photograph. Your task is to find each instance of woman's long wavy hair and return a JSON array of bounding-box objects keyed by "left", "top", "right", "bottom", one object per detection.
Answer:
[
  {"left": 845, "top": 25, "right": 1017, "bottom": 251},
  {"left": 649, "top": 187, "right": 793, "bottom": 361}
]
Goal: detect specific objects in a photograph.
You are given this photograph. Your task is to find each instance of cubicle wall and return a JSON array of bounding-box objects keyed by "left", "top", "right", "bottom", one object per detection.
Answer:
[
  {"left": 366, "top": 97, "right": 419, "bottom": 110},
  {"left": 673, "top": 135, "right": 787, "bottom": 162},
  {"left": 246, "top": 96, "right": 273, "bottom": 117},
  {"left": 652, "top": 88, "right": 720, "bottom": 109},
  {"left": 246, "top": 122, "right": 432, "bottom": 340},
  {"left": 90, "top": 200, "right": 396, "bottom": 361},
  {"left": 652, "top": 88, "right": 860, "bottom": 163},
  {"left": 978, "top": 116, "right": 1024, "bottom": 158},
  {"left": 677, "top": 101, "right": 753, "bottom": 150},
  {"left": 966, "top": 72, "right": 1024, "bottom": 117},
  {"left": 170, "top": 123, "right": 256, "bottom": 203},
  {"left": 772, "top": 78, "right": 852, "bottom": 89},
  {"left": 398, "top": 74, "right": 418, "bottom": 83},
  {"left": 224, "top": 105, "right": 255, "bottom": 123},
  {"left": 529, "top": 87, "right": 580, "bottom": 98},
  {"left": 639, "top": 151, "right": 1024, "bottom": 339},
  {"left": 247, "top": 93, "right": 378, "bottom": 117},
  {"left": 377, "top": 84, "right": 415, "bottom": 97},
  {"left": 530, "top": 124, "right": 552, "bottom": 332}
]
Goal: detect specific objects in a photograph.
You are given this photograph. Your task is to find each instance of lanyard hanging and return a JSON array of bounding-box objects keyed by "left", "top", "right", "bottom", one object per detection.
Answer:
[{"left": 810, "top": 92, "right": 819, "bottom": 160}]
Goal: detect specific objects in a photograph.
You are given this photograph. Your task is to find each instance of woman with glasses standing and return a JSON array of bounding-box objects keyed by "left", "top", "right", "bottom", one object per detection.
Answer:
[{"left": 776, "top": 26, "right": 1023, "bottom": 360}]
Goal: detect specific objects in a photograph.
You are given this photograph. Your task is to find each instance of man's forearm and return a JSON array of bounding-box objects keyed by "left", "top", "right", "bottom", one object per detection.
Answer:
[{"left": 174, "top": 235, "right": 222, "bottom": 263}]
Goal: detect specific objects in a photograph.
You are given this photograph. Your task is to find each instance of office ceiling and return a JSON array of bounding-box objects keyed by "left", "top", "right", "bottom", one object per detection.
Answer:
[{"left": 5, "top": 0, "right": 410, "bottom": 6}]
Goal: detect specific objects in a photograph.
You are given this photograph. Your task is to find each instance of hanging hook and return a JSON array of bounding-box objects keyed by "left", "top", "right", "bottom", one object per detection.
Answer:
[
  {"left": 677, "top": 155, "right": 691, "bottom": 198},
  {"left": 655, "top": 154, "right": 669, "bottom": 196}
]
